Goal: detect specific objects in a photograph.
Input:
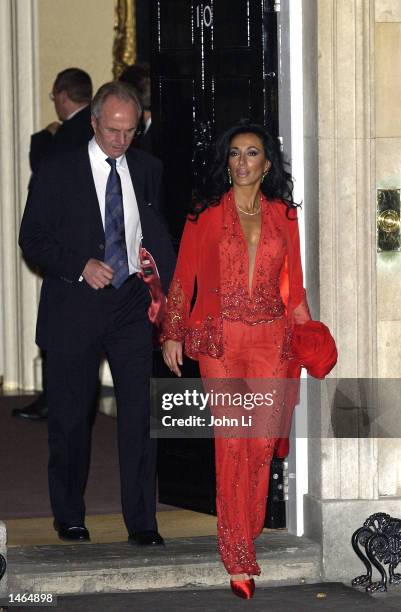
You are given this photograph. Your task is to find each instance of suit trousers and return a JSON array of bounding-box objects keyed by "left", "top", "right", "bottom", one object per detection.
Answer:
[{"left": 46, "top": 275, "right": 157, "bottom": 534}]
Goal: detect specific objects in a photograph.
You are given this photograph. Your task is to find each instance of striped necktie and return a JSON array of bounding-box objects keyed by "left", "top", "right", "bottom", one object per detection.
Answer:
[{"left": 104, "top": 157, "right": 129, "bottom": 289}]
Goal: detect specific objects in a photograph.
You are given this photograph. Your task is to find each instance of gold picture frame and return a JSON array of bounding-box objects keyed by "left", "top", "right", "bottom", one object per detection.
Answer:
[{"left": 113, "top": 0, "right": 136, "bottom": 79}]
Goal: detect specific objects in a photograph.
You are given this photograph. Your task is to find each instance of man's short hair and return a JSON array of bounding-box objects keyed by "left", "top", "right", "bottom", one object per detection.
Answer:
[
  {"left": 91, "top": 81, "right": 142, "bottom": 120},
  {"left": 119, "top": 64, "right": 151, "bottom": 110},
  {"left": 53, "top": 68, "right": 93, "bottom": 103}
]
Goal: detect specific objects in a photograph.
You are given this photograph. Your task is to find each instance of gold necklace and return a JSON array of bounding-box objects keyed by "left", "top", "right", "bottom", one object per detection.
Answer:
[{"left": 236, "top": 203, "right": 261, "bottom": 216}]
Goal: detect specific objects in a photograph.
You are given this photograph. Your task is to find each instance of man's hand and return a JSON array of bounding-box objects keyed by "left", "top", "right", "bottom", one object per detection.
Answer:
[
  {"left": 45, "top": 121, "right": 61, "bottom": 135},
  {"left": 82, "top": 258, "right": 114, "bottom": 289},
  {"left": 162, "top": 340, "right": 183, "bottom": 377}
]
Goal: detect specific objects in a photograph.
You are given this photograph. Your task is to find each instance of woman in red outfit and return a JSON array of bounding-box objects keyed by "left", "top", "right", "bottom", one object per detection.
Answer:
[{"left": 162, "top": 120, "right": 311, "bottom": 598}]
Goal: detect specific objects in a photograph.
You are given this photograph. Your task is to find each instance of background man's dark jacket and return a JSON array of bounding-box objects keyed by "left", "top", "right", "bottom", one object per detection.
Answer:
[{"left": 29, "top": 105, "right": 93, "bottom": 174}]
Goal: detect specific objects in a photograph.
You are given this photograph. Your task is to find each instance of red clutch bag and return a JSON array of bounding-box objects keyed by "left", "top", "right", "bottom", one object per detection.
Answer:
[
  {"left": 274, "top": 320, "right": 337, "bottom": 458},
  {"left": 291, "top": 320, "right": 338, "bottom": 379},
  {"left": 137, "top": 247, "right": 166, "bottom": 326}
]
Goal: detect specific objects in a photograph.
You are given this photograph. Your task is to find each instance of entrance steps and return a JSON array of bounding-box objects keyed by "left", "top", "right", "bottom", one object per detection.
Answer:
[{"left": 7, "top": 532, "right": 321, "bottom": 596}]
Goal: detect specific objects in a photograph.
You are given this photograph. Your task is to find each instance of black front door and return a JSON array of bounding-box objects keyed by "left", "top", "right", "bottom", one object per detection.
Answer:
[
  {"left": 151, "top": 0, "right": 284, "bottom": 526},
  {"left": 151, "top": 0, "right": 278, "bottom": 238}
]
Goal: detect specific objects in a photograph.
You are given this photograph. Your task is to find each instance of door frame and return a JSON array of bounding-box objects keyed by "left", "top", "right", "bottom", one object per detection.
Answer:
[{"left": 278, "top": 0, "right": 308, "bottom": 537}]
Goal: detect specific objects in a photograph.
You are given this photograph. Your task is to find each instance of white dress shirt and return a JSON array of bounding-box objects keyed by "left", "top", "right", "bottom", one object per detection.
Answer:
[
  {"left": 88, "top": 137, "right": 142, "bottom": 275},
  {"left": 65, "top": 104, "right": 89, "bottom": 121},
  {"left": 144, "top": 116, "right": 152, "bottom": 134}
]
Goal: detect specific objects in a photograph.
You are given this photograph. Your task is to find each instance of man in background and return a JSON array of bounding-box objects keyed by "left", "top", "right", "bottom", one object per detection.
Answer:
[
  {"left": 30, "top": 68, "right": 93, "bottom": 173},
  {"left": 13, "top": 68, "right": 93, "bottom": 421},
  {"left": 119, "top": 64, "right": 152, "bottom": 153}
]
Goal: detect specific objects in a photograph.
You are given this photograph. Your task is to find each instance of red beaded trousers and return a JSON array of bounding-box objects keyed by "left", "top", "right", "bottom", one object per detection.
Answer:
[{"left": 198, "top": 316, "right": 288, "bottom": 576}]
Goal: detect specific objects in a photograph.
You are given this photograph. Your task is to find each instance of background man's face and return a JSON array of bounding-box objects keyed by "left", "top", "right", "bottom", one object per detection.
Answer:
[
  {"left": 51, "top": 86, "right": 69, "bottom": 121},
  {"left": 91, "top": 96, "right": 139, "bottom": 159}
]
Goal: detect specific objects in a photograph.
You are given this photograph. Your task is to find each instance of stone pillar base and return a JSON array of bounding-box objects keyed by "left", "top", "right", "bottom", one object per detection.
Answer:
[{"left": 304, "top": 494, "right": 401, "bottom": 581}]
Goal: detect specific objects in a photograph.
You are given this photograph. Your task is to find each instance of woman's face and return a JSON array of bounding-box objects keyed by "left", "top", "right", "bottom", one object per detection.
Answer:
[{"left": 227, "top": 132, "right": 270, "bottom": 188}]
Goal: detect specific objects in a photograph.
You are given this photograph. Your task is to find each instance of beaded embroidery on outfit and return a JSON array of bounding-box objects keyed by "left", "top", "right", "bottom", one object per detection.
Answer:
[
  {"left": 162, "top": 278, "right": 224, "bottom": 358},
  {"left": 220, "top": 190, "right": 286, "bottom": 326}
]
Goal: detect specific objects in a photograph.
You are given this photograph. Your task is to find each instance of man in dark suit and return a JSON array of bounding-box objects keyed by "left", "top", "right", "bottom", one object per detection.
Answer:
[
  {"left": 19, "top": 81, "right": 175, "bottom": 545},
  {"left": 14, "top": 68, "right": 94, "bottom": 422},
  {"left": 119, "top": 64, "right": 153, "bottom": 154},
  {"left": 30, "top": 67, "right": 93, "bottom": 173}
]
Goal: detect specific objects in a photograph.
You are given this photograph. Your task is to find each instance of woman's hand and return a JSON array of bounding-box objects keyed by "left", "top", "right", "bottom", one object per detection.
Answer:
[{"left": 162, "top": 340, "right": 183, "bottom": 377}]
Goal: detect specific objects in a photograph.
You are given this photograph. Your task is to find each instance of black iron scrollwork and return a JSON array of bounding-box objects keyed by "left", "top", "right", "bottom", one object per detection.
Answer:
[
  {"left": 0, "top": 553, "right": 6, "bottom": 583},
  {"left": 351, "top": 512, "right": 401, "bottom": 593}
]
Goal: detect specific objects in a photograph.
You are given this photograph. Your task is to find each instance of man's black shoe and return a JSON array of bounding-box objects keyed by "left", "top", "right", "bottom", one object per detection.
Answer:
[
  {"left": 12, "top": 395, "right": 48, "bottom": 420},
  {"left": 53, "top": 520, "right": 90, "bottom": 542},
  {"left": 128, "top": 530, "right": 165, "bottom": 546}
]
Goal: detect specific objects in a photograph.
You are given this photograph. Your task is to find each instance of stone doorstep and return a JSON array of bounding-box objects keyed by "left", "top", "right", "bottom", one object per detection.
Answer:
[
  {"left": 6, "top": 533, "right": 321, "bottom": 596},
  {"left": 0, "top": 523, "right": 5, "bottom": 546}
]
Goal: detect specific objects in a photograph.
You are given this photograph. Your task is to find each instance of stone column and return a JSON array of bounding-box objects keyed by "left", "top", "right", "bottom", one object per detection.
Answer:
[
  {"left": 0, "top": 0, "right": 40, "bottom": 390},
  {"left": 302, "top": 0, "right": 401, "bottom": 581},
  {"left": 374, "top": 2, "right": 401, "bottom": 499}
]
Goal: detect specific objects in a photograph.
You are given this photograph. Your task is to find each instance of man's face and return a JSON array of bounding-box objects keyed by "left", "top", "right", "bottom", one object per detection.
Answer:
[
  {"left": 91, "top": 96, "right": 139, "bottom": 158},
  {"left": 51, "top": 87, "right": 68, "bottom": 121}
]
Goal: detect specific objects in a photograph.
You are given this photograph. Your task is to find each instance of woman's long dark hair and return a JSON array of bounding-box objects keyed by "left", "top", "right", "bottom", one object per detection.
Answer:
[{"left": 192, "top": 118, "right": 299, "bottom": 218}]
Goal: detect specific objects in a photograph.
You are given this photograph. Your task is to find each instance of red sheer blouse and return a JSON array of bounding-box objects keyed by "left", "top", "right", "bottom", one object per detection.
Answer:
[{"left": 162, "top": 189, "right": 310, "bottom": 359}]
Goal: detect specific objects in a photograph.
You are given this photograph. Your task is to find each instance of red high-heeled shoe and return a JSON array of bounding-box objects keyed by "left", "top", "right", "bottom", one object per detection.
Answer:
[{"left": 230, "top": 577, "right": 255, "bottom": 599}]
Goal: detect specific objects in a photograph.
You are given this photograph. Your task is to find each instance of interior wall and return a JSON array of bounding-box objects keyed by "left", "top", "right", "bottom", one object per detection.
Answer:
[
  {"left": 37, "top": 0, "right": 114, "bottom": 127},
  {"left": 0, "top": 0, "right": 114, "bottom": 389},
  {"left": 10, "top": 0, "right": 116, "bottom": 390}
]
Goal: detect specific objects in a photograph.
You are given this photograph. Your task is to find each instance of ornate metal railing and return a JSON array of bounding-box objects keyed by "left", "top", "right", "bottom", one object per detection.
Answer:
[
  {"left": 352, "top": 512, "right": 401, "bottom": 593},
  {"left": 0, "top": 553, "right": 6, "bottom": 583}
]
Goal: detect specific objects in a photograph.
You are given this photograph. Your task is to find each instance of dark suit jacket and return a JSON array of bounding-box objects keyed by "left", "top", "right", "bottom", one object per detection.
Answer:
[
  {"left": 135, "top": 124, "right": 153, "bottom": 154},
  {"left": 19, "top": 145, "right": 176, "bottom": 353},
  {"left": 29, "top": 105, "right": 93, "bottom": 174}
]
